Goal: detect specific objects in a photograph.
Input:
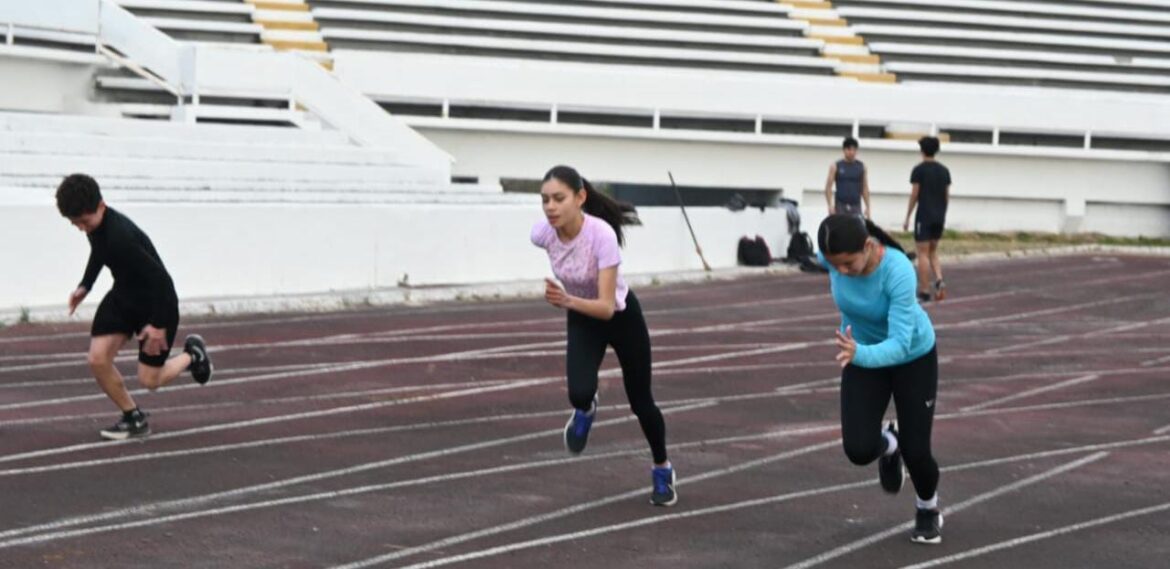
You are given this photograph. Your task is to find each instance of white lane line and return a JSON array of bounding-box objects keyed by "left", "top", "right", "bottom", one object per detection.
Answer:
[
  {"left": 0, "top": 290, "right": 828, "bottom": 364},
  {"left": 985, "top": 315, "right": 1170, "bottom": 355},
  {"left": 339, "top": 401, "right": 1170, "bottom": 569},
  {"left": 330, "top": 384, "right": 1170, "bottom": 568},
  {"left": 779, "top": 452, "right": 1109, "bottom": 569},
  {"left": 1141, "top": 353, "right": 1170, "bottom": 367},
  {"left": 0, "top": 256, "right": 1151, "bottom": 354},
  {"left": 0, "top": 335, "right": 611, "bottom": 410},
  {"left": 0, "top": 264, "right": 1117, "bottom": 367},
  {"left": 0, "top": 343, "right": 815, "bottom": 465},
  {"left": 0, "top": 379, "right": 559, "bottom": 465},
  {"left": 956, "top": 347, "right": 1168, "bottom": 362},
  {"left": 0, "top": 382, "right": 837, "bottom": 477},
  {"left": 0, "top": 362, "right": 337, "bottom": 391},
  {"left": 6, "top": 359, "right": 1167, "bottom": 473},
  {"left": 2, "top": 355, "right": 833, "bottom": 426},
  {"left": 0, "top": 402, "right": 720, "bottom": 545},
  {"left": 1, "top": 357, "right": 820, "bottom": 427},
  {"left": 355, "top": 451, "right": 1114, "bottom": 569},
  {"left": 959, "top": 374, "right": 1100, "bottom": 412},
  {"left": 326, "top": 440, "right": 843, "bottom": 569},
  {"left": 7, "top": 390, "right": 1170, "bottom": 551},
  {"left": 954, "top": 391, "right": 1170, "bottom": 419},
  {"left": 0, "top": 379, "right": 516, "bottom": 428},
  {"left": 899, "top": 501, "right": 1170, "bottom": 569},
  {"left": 2, "top": 263, "right": 1161, "bottom": 373},
  {"left": 939, "top": 292, "right": 1161, "bottom": 331}
]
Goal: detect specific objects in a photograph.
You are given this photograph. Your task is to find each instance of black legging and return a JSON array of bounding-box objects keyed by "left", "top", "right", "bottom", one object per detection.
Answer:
[
  {"left": 566, "top": 291, "right": 668, "bottom": 464},
  {"left": 840, "top": 345, "right": 940, "bottom": 501}
]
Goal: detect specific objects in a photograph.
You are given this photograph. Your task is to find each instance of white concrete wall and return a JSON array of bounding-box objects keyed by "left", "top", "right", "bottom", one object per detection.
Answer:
[
  {"left": 335, "top": 51, "right": 1170, "bottom": 141},
  {"left": 0, "top": 190, "right": 787, "bottom": 314},
  {"left": 417, "top": 127, "right": 1170, "bottom": 238},
  {"left": 0, "top": 53, "right": 112, "bottom": 116}
]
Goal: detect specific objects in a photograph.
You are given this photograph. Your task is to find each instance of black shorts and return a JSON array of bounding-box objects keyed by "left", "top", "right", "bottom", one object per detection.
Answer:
[
  {"left": 91, "top": 291, "right": 180, "bottom": 367},
  {"left": 914, "top": 219, "right": 945, "bottom": 243}
]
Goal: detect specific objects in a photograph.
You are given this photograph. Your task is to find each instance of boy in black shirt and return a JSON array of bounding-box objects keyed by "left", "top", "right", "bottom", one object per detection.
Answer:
[
  {"left": 903, "top": 137, "right": 952, "bottom": 302},
  {"left": 57, "top": 174, "right": 214, "bottom": 440}
]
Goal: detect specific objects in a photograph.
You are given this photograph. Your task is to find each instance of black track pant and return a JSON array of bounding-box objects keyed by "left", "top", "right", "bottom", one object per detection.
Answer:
[
  {"left": 566, "top": 291, "right": 667, "bottom": 464},
  {"left": 840, "top": 346, "right": 940, "bottom": 500}
]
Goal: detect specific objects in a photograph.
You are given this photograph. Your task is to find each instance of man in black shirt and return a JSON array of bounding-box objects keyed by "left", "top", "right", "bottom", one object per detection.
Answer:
[
  {"left": 902, "top": 137, "right": 952, "bottom": 302},
  {"left": 57, "top": 174, "right": 214, "bottom": 440}
]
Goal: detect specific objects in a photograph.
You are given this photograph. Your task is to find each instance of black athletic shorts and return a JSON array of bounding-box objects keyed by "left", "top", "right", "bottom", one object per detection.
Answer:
[
  {"left": 91, "top": 290, "right": 180, "bottom": 367},
  {"left": 914, "top": 218, "right": 946, "bottom": 243}
]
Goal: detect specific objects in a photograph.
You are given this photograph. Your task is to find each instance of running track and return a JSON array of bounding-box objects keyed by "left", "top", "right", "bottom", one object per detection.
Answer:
[{"left": 0, "top": 253, "right": 1167, "bottom": 568}]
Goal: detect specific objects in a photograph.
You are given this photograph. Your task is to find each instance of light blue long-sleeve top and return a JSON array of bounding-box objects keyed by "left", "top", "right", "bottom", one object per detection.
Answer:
[{"left": 819, "top": 248, "right": 936, "bottom": 368}]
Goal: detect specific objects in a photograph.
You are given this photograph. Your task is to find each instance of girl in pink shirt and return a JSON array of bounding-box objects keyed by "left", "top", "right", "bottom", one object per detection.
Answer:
[{"left": 532, "top": 165, "right": 675, "bottom": 507}]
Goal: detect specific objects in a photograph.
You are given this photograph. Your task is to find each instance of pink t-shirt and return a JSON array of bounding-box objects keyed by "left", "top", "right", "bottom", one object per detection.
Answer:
[{"left": 531, "top": 214, "right": 629, "bottom": 312}]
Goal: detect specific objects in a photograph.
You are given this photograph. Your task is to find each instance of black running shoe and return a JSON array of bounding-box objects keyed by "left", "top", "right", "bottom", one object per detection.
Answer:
[
  {"left": 878, "top": 421, "right": 905, "bottom": 494},
  {"left": 650, "top": 465, "right": 678, "bottom": 507},
  {"left": 933, "top": 279, "right": 947, "bottom": 301},
  {"left": 563, "top": 395, "right": 598, "bottom": 455},
  {"left": 911, "top": 508, "right": 944, "bottom": 544},
  {"left": 184, "top": 334, "right": 213, "bottom": 385},
  {"left": 917, "top": 291, "right": 932, "bottom": 303},
  {"left": 100, "top": 410, "right": 150, "bottom": 441}
]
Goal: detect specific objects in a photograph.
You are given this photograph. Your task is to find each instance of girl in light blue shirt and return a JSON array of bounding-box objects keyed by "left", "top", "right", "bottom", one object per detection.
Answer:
[{"left": 818, "top": 214, "right": 944, "bottom": 545}]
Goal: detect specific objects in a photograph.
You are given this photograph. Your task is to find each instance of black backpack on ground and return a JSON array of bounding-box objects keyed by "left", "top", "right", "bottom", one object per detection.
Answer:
[
  {"left": 786, "top": 231, "right": 814, "bottom": 262},
  {"left": 784, "top": 231, "right": 828, "bottom": 274},
  {"left": 737, "top": 235, "right": 772, "bottom": 266}
]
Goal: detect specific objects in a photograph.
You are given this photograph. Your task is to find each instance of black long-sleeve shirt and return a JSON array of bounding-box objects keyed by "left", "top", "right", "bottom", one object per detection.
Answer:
[{"left": 80, "top": 207, "right": 178, "bottom": 327}]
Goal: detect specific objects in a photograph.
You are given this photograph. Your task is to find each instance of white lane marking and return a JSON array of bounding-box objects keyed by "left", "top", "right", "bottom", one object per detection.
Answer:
[
  {"left": 959, "top": 374, "right": 1100, "bottom": 412},
  {"left": 899, "top": 501, "right": 1170, "bottom": 569},
  {"left": 779, "top": 453, "right": 1109, "bottom": 569}
]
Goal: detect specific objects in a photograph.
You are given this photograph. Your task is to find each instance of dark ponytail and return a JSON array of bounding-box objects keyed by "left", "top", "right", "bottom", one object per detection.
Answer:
[
  {"left": 543, "top": 165, "right": 639, "bottom": 246},
  {"left": 817, "top": 214, "right": 905, "bottom": 255}
]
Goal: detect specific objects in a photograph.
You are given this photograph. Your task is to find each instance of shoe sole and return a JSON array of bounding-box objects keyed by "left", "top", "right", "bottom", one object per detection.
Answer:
[
  {"left": 100, "top": 426, "right": 151, "bottom": 441},
  {"left": 910, "top": 514, "right": 944, "bottom": 545}
]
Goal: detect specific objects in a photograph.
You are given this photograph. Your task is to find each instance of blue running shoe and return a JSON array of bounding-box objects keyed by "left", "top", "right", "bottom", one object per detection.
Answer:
[
  {"left": 563, "top": 395, "right": 597, "bottom": 455},
  {"left": 650, "top": 465, "right": 678, "bottom": 507}
]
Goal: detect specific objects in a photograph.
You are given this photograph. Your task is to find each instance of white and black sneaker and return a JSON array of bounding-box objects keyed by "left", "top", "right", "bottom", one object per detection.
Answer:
[
  {"left": 100, "top": 409, "right": 150, "bottom": 441},
  {"left": 911, "top": 508, "right": 944, "bottom": 544},
  {"left": 184, "top": 334, "right": 213, "bottom": 385},
  {"left": 878, "top": 421, "right": 905, "bottom": 494}
]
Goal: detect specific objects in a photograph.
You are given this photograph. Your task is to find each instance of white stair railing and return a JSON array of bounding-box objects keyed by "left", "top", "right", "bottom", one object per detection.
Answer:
[{"left": 0, "top": 0, "right": 450, "bottom": 182}]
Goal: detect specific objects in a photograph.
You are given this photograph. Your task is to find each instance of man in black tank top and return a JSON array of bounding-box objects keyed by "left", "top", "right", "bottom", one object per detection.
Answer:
[
  {"left": 902, "top": 137, "right": 953, "bottom": 302},
  {"left": 824, "top": 137, "right": 871, "bottom": 219},
  {"left": 56, "top": 174, "right": 214, "bottom": 441}
]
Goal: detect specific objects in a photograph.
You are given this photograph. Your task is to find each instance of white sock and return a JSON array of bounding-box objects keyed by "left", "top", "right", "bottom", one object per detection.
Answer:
[
  {"left": 917, "top": 493, "right": 938, "bottom": 511},
  {"left": 882, "top": 430, "right": 899, "bottom": 456}
]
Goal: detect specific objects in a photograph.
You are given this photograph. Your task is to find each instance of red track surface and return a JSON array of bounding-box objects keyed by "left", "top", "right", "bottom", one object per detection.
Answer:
[{"left": 1, "top": 253, "right": 1168, "bottom": 568}]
